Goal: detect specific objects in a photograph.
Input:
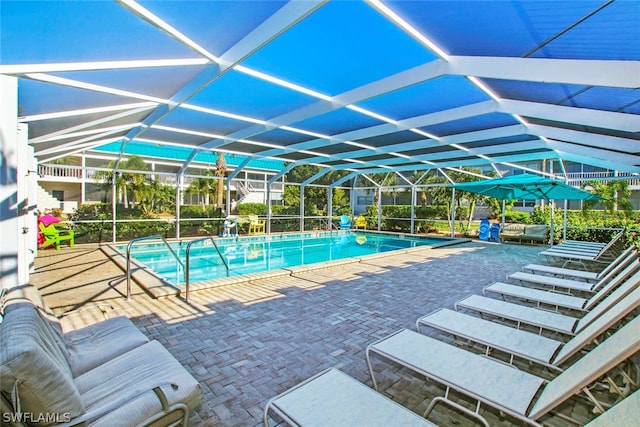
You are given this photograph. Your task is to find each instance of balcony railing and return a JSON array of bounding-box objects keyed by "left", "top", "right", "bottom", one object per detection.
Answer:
[
  {"left": 38, "top": 164, "right": 83, "bottom": 179},
  {"left": 563, "top": 172, "right": 640, "bottom": 187}
]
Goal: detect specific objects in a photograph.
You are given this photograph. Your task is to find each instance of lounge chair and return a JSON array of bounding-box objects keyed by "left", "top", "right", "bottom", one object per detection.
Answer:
[
  {"left": 263, "top": 368, "right": 436, "bottom": 427},
  {"left": 354, "top": 215, "right": 367, "bottom": 230},
  {"left": 522, "top": 245, "right": 637, "bottom": 283},
  {"left": 508, "top": 246, "right": 638, "bottom": 294},
  {"left": 539, "top": 231, "right": 625, "bottom": 268},
  {"left": 584, "top": 389, "right": 639, "bottom": 427},
  {"left": 455, "top": 266, "right": 640, "bottom": 336},
  {"left": 366, "top": 315, "right": 640, "bottom": 426},
  {"left": 38, "top": 221, "right": 75, "bottom": 250},
  {"left": 248, "top": 215, "right": 266, "bottom": 235},
  {"left": 339, "top": 214, "right": 351, "bottom": 229},
  {"left": 416, "top": 284, "right": 640, "bottom": 372},
  {"left": 483, "top": 257, "right": 640, "bottom": 313},
  {"left": 555, "top": 240, "right": 606, "bottom": 251}
]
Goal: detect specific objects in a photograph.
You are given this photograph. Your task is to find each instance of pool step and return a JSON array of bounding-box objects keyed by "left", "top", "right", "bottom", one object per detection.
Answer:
[{"left": 100, "top": 244, "right": 180, "bottom": 299}]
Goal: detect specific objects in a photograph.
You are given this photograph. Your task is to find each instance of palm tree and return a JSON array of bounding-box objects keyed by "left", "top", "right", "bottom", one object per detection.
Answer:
[
  {"left": 94, "top": 155, "right": 149, "bottom": 209},
  {"left": 187, "top": 170, "right": 216, "bottom": 209},
  {"left": 215, "top": 152, "right": 226, "bottom": 210},
  {"left": 583, "top": 179, "right": 633, "bottom": 217}
]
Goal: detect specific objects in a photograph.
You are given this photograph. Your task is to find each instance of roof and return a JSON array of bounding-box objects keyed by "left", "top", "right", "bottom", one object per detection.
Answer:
[{"left": 3, "top": 0, "right": 639, "bottom": 182}]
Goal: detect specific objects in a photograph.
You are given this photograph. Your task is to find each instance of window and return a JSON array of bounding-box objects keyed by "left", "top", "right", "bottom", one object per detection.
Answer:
[
  {"left": 357, "top": 196, "right": 374, "bottom": 205},
  {"left": 52, "top": 190, "right": 64, "bottom": 201}
]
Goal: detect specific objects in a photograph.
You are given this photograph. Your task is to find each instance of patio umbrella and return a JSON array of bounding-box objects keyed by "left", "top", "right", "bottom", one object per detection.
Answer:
[{"left": 452, "top": 174, "right": 602, "bottom": 244}]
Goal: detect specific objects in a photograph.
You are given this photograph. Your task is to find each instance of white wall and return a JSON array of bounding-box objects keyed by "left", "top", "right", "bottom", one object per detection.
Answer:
[
  {"left": 0, "top": 76, "right": 35, "bottom": 289},
  {"left": 0, "top": 75, "right": 19, "bottom": 289}
]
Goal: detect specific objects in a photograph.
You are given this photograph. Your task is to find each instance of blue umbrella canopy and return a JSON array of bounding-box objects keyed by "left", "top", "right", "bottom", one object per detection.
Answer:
[{"left": 452, "top": 174, "right": 601, "bottom": 201}]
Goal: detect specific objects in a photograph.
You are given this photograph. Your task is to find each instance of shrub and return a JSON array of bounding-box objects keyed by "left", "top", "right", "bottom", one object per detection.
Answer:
[
  {"left": 504, "top": 210, "right": 531, "bottom": 224},
  {"left": 236, "top": 203, "right": 267, "bottom": 215}
]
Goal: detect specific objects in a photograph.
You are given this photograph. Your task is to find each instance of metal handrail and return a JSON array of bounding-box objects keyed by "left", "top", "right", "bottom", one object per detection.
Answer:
[
  {"left": 184, "top": 237, "right": 229, "bottom": 302},
  {"left": 126, "top": 235, "right": 185, "bottom": 301}
]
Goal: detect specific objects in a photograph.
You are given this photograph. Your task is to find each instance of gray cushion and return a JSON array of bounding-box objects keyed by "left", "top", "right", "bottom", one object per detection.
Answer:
[
  {"left": 64, "top": 316, "right": 149, "bottom": 377},
  {"left": 0, "top": 303, "right": 84, "bottom": 423},
  {"left": 75, "top": 341, "right": 202, "bottom": 427}
]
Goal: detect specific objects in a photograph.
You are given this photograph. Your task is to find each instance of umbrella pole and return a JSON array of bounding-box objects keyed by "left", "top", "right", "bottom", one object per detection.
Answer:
[
  {"left": 549, "top": 201, "right": 554, "bottom": 246},
  {"left": 501, "top": 199, "right": 506, "bottom": 230},
  {"left": 450, "top": 188, "right": 456, "bottom": 238},
  {"left": 563, "top": 200, "right": 568, "bottom": 241}
]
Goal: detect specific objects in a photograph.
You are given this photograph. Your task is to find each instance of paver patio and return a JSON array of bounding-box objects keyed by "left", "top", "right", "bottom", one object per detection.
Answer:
[{"left": 31, "top": 240, "right": 547, "bottom": 426}]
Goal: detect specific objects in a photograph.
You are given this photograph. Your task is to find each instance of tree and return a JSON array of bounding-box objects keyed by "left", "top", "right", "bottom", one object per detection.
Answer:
[
  {"left": 583, "top": 179, "right": 633, "bottom": 217},
  {"left": 283, "top": 165, "right": 351, "bottom": 214},
  {"left": 187, "top": 170, "right": 216, "bottom": 209},
  {"left": 332, "top": 187, "right": 350, "bottom": 214},
  {"left": 94, "top": 155, "right": 150, "bottom": 209},
  {"left": 421, "top": 168, "right": 487, "bottom": 232},
  {"left": 215, "top": 152, "right": 227, "bottom": 210}
]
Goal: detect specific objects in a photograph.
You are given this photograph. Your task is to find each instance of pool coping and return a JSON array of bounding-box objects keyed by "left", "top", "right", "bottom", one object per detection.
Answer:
[{"left": 101, "top": 231, "right": 470, "bottom": 299}]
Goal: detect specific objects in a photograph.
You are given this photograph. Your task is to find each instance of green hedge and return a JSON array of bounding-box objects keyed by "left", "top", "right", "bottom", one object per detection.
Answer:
[
  {"left": 236, "top": 203, "right": 267, "bottom": 215},
  {"left": 363, "top": 205, "right": 468, "bottom": 232}
]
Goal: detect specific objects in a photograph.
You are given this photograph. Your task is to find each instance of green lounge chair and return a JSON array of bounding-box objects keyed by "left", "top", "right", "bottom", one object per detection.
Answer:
[{"left": 39, "top": 221, "right": 75, "bottom": 250}]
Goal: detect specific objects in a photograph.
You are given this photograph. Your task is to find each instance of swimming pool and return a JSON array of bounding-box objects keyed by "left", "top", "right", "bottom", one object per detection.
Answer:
[{"left": 118, "top": 231, "right": 462, "bottom": 287}]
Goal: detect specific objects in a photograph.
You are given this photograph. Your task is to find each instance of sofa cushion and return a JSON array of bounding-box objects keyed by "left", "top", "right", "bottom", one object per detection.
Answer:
[
  {"left": 0, "top": 303, "right": 84, "bottom": 423},
  {"left": 75, "top": 341, "right": 201, "bottom": 427},
  {"left": 65, "top": 316, "right": 149, "bottom": 377},
  {"left": 523, "top": 225, "right": 549, "bottom": 239},
  {"left": 501, "top": 224, "right": 526, "bottom": 235}
]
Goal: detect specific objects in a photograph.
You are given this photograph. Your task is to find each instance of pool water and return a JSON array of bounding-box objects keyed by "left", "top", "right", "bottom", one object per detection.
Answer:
[{"left": 121, "top": 232, "right": 448, "bottom": 285}]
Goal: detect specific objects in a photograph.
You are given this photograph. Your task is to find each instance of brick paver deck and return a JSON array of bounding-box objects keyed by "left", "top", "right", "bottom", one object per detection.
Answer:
[{"left": 32, "top": 240, "right": 547, "bottom": 426}]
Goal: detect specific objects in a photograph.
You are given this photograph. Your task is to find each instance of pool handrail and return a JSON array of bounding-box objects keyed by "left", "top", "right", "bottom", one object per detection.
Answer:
[
  {"left": 185, "top": 237, "right": 229, "bottom": 302},
  {"left": 126, "top": 235, "right": 185, "bottom": 301}
]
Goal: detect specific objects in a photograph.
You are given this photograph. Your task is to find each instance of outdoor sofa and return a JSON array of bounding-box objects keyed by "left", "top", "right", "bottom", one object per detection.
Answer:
[
  {"left": 500, "top": 223, "right": 549, "bottom": 244},
  {"left": 0, "top": 284, "right": 201, "bottom": 426}
]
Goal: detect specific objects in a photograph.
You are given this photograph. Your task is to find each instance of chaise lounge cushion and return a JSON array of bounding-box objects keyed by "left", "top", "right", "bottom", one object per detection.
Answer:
[
  {"left": 76, "top": 340, "right": 202, "bottom": 427},
  {"left": 65, "top": 316, "right": 150, "bottom": 377},
  {"left": 3, "top": 284, "right": 150, "bottom": 377},
  {"left": 0, "top": 303, "right": 84, "bottom": 422}
]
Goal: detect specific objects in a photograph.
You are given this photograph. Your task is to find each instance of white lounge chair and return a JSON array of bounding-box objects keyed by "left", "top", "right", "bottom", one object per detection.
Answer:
[
  {"left": 539, "top": 231, "right": 625, "bottom": 268},
  {"left": 416, "top": 285, "right": 640, "bottom": 372},
  {"left": 263, "top": 368, "right": 437, "bottom": 427},
  {"left": 522, "top": 246, "right": 637, "bottom": 283},
  {"left": 483, "top": 258, "right": 640, "bottom": 313},
  {"left": 508, "top": 247, "right": 637, "bottom": 294},
  {"left": 555, "top": 240, "right": 606, "bottom": 251},
  {"left": 584, "top": 389, "right": 639, "bottom": 427},
  {"left": 455, "top": 266, "right": 640, "bottom": 336},
  {"left": 366, "top": 315, "right": 640, "bottom": 426}
]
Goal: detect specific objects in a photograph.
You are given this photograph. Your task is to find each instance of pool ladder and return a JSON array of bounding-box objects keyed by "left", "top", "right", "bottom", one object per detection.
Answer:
[
  {"left": 184, "top": 237, "right": 229, "bottom": 302},
  {"left": 126, "top": 235, "right": 185, "bottom": 301},
  {"left": 126, "top": 235, "right": 229, "bottom": 302}
]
